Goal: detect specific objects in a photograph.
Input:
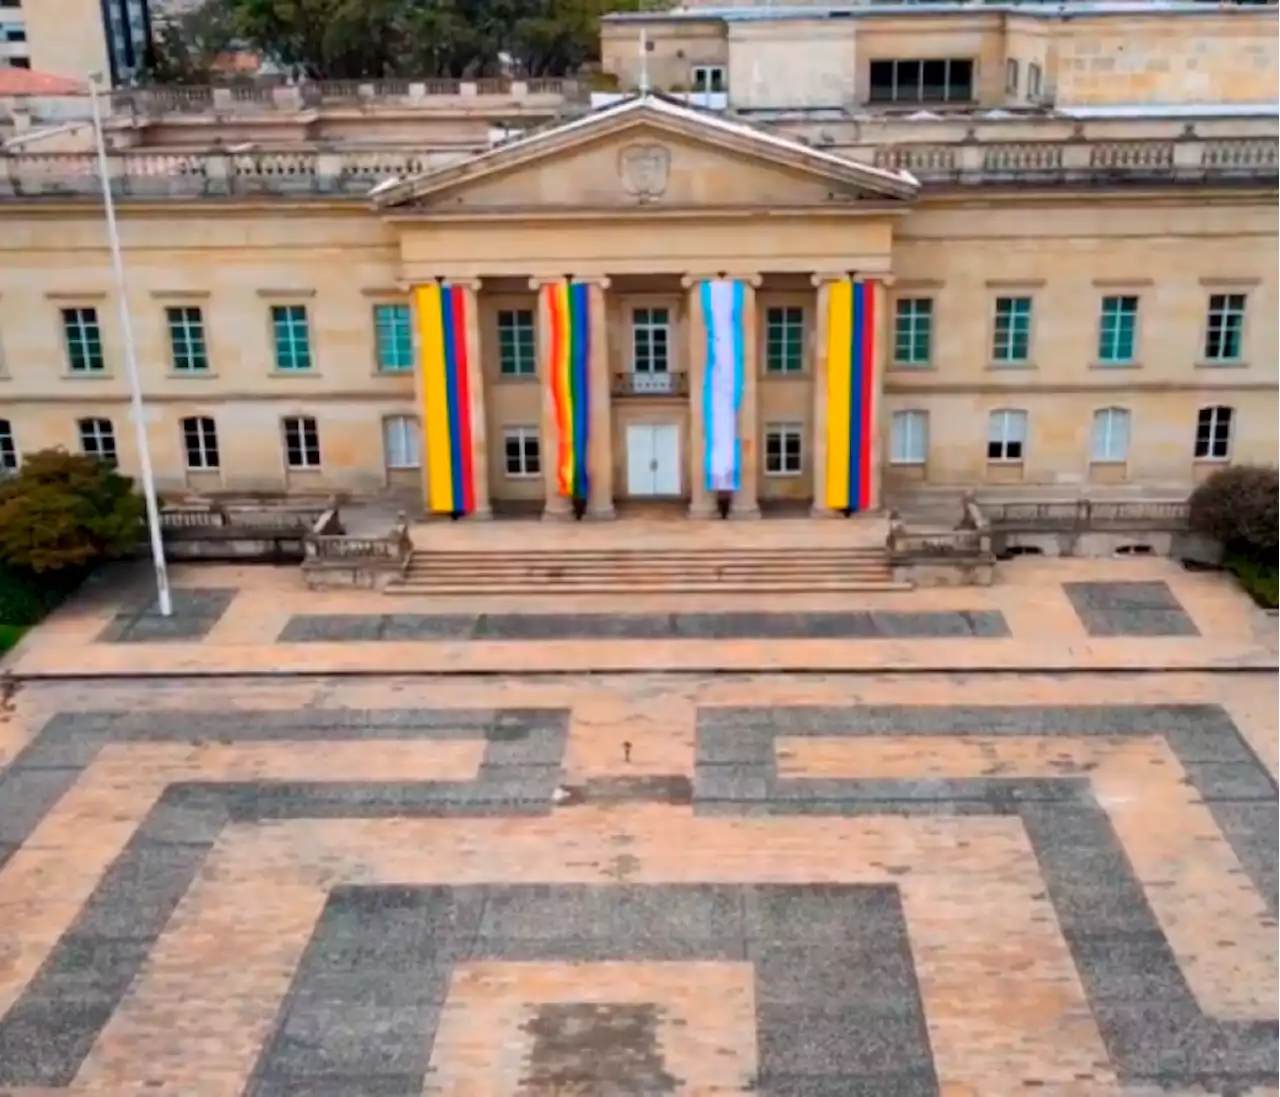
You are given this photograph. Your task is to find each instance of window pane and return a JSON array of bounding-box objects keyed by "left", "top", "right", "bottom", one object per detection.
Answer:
[
  {"left": 272, "top": 305, "right": 312, "bottom": 370},
  {"left": 894, "top": 298, "right": 932, "bottom": 365},
  {"left": 765, "top": 306, "right": 805, "bottom": 373},
  {"left": 373, "top": 304, "right": 412, "bottom": 371},
  {"left": 1091, "top": 409, "right": 1129, "bottom": 463},
  {"left": 1204, "top": 294, "right": 1246, "bottom": 361},
  {"left": 167, "top": 306, "right": 208, "bottom": 371},
  {"left": 1097, "top": 296, "right": 1138, "bottom": 364},
  {"left": 992, "top": 298, "right": 1032, "bottom": 363},
  {"left": 384, "top": 416, "right": 420, "bottom": 468},
  {"left": 891, "top": 411, "right": 927, "bottom": 464},
  {"left": 62, "top": 307, "right": 105, "bottom": 372},
  {"left": 0, "top": 419, "right": 16, "bottom": 471},
  {"left": 497, "top": 309, "right": 536, "bottom": 376}
]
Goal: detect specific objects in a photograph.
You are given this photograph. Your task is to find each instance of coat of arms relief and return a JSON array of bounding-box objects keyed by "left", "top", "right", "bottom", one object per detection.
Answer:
[{"left": 618, "top": 143, "right": 671, "bottom": 202}]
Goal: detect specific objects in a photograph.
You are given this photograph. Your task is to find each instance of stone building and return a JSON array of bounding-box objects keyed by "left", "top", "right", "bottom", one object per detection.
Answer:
[{"left": 0, "top": 1, "right": 1275, "bottom": 520}]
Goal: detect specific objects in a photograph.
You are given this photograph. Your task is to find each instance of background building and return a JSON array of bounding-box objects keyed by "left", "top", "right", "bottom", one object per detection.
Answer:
[
  {"left": 2, "top": 0, "right": 153, "bottom": 84},
  {"left": 0, "top": 1, "right": 1275, "bottom": 519}
]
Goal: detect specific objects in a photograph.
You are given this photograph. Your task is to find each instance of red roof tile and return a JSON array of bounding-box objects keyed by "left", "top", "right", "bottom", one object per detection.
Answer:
[{"left": 0, "top": 69, "right": 89, "bottom": 97}]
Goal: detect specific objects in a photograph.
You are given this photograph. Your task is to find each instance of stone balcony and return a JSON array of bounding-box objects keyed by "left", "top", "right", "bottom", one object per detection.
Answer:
[{"left": 0, "top": 110, "right": 1275, "bottom": 200}]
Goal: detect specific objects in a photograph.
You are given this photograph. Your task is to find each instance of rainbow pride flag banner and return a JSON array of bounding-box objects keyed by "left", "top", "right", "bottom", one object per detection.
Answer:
[
  {"left": 700, "top": 279, "right": 746, "bottom": 492},
  {"left": 825, "top": 277, "right": 879, "bottom": 513},
  {"left": 415, "top": 282, "right": 476, "bottom": 515},
  {"left": 542, "top": 280, "right": 591, "bottom": 500}
]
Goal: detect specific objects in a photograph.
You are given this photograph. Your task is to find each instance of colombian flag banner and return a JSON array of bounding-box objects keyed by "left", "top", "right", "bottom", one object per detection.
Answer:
[
  {"left": 542, "top": 280, "right": 591, "bottom": 500},
  {"left": 825, "top": 277, "right": 879, "bottom": 513},
  {"left": 416, "top": 282, "right": 476, "bottom": 515}
]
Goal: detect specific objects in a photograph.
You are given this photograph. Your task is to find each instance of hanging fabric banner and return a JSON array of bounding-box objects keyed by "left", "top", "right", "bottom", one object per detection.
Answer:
[
  {"left": 542, "top": 280, "right": 591, "bottom": 500},
  {"left": 825, "top": 277, "right": 878, "bottom": 513},
  {"left": 416, "top": 281, "right": 476, "bottom": 515},
  {"left": 700, "top": 278, "right": 746, "bottom": 492}
]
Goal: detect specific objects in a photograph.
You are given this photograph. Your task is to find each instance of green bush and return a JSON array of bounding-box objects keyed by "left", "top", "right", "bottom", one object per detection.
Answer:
[
  {"left": 0, "top": 562, "right": 86, "bottom": 627},
  {"left": 1227, "top": 555, "right": 1279, "bottom": 610},
  {"left": 0, "top": 449, "right": 145, "bottom": 574},
  {"left": 0, "top": 624, "right": 26, "bottom": 655},
  {"left": 1187, "top": 464, "right": 1278, "bottom": 563}
]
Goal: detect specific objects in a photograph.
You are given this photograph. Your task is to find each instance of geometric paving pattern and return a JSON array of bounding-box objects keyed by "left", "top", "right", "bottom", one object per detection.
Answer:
[
  {"left": 1063, "top": 581, "right": 1201, "bottom": 637},
  {"left": 98, "top": 588, "right": 237, "bottom": 643},
  {"left": 0, "top": 694, "right": 1274, "bottom": 1096},
  {"left": 277, "top": 610, "right": 1012, "bottom": 642}
]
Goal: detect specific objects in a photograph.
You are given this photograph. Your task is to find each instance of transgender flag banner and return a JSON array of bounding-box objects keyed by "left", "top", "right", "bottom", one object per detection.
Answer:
[{"left": 700, "top": 278, "right": 746, "bottom": 493}]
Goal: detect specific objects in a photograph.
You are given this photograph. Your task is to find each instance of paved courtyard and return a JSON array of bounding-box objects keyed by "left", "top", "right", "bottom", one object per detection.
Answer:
[{"left": 0, "top": 557, "right": 1276, "bottom": 1096}]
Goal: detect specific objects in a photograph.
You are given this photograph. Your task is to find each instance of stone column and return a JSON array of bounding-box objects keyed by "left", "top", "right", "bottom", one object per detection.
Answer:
[
  {"left": 582, "top": 276, "right": 615, "bottom": 519},
  {"left": 809, "top": 272, "right": 843, "bottom": 518},
  {"left": 682, "top": 274, "right": 761, "bottom": 519},
  {"left": 682, "top": 275, "right": 713, "bottom": 518},
  {"left": 530, "top": 276, "right": 572, "bottom": 520},
  {"left": 734, "top": 275, "right": 762, "bottom": 520},
  {"left": 866, "top": 274, "right": 893, "bottom": 512},
  {"left": 455, "top": 278, "right": 491, "bottom": 519}
]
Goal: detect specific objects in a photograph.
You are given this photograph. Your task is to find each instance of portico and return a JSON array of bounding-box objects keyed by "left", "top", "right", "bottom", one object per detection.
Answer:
[{"left": 372, "top": 94, "right": 917, "bottom": 519}]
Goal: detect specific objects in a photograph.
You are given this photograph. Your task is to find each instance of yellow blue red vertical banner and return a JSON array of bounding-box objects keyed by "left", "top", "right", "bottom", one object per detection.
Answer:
[
  {"left": 825, "top": 277, "right": 879, "bottom": 513},
  {"left": 415, "top": 281, "right": 476, "bottom": 515},
  {"left": 541, "top": 280, "right": 591, "bottom": 501}
]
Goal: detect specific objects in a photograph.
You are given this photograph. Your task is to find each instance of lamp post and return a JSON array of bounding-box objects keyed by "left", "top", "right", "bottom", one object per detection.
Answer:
[{"left": 87, "top": 72, "right": 172, "bottom": 616}]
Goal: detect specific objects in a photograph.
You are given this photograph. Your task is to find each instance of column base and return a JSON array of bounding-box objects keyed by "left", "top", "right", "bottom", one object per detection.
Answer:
[
  {"left": 541, "top": 506, "right": 574, "bottom": 522},
  {"left": 687, "top": 498, "right": 716, "bottom": 520},
  {"left": 586, "top": 503, "right": 616, "bottom": 521},
  {"left": 809, "top": 503, "right": 841, "bottom": 519},
  {"left": 468, "top": 506, "right": 493, "bottom": 521},
  {"left": 729, "top": 503, "right": 761, "bottom": 520}
]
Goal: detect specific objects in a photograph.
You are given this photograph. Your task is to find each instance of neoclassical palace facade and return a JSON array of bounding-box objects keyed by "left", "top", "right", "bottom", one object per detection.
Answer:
[{"left": 0, "top": 2, "right": 1276, "bottom": 518}]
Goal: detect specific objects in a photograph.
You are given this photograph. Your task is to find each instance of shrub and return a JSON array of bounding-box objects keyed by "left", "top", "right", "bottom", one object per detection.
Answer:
[
  {"left": 1187, "top": 464, "right": 1278, "bottom": 563},
  {"left": 0, "top": 449, "right": 145, "bottom": 574}
]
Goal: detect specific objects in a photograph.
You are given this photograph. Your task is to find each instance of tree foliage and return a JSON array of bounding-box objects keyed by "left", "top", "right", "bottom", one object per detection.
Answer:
[
  {"left": 1187, "top": 464, "right": 1279, "bottom": 562},
  {"left": 0, "top": 450, "right": 145, "bottom": 574},
  {"left": 147, "top": 0, "right": 663, "bottom": 82}
]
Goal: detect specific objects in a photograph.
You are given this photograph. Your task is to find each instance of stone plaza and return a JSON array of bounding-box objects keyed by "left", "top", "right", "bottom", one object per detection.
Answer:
[{"left": 0, "top": 556, "right": 1276, "bottom": 1096}]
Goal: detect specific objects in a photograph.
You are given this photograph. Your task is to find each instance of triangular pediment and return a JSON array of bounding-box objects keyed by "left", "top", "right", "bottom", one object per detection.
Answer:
[{"left": 371, "top": 95, "right": 918, "bottom": 213}]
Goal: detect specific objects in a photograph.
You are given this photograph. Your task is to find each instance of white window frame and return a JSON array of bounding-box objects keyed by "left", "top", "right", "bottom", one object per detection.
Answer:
[
  {"left": 764, "top": 423, "right": 804, "bottom": 477},
  {"left": 1090, "top": 408, "right": 1130, "bottom": 464},
  {"left": 987, "top": 409, "right": 1027, "bottom": 463},
  {"left": 78, "top": 417, "right": 118, "bottom": 467},
  {"left": 631, "top": 307, "right": 670, "bottom": 374},
  {"left": 691, "top": 64, "right": 727, "bottom": 93},
  {"left": 0, "top": 418, "right": 15, "bottom": 472},
  {"left": 890, "top": 410, "right": 929, "bottom": 465},
  {"left": 181, "top": 415, "right": 220, "bottom": 470},
  {"left": 1194, "top": 406, "right": 1234, "bottom": 461},
  {"left": 383, "top": 415, "right": 421, "bottom": 470},
  {"left": 282, "top": 415, "right": 321, "bottom": 470},
  {"left": 1005, "top": 58, "right": 1019, "bottom": 95},
  {"left": 1027, "top": 62, "right": 1043, "bottom": 99},
  {"left": 503, "top": 426, "right": 541, "bottom": 478}
]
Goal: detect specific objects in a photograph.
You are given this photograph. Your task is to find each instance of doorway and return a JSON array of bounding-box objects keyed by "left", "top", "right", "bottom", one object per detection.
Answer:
[{"left": 625, "top": 423, "right": 681, "bottom": 497}]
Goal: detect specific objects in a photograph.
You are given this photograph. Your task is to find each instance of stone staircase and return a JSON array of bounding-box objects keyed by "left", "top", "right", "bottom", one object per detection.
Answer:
[{"left": 385, "top": 544, "right": 906, "bottom": 594}]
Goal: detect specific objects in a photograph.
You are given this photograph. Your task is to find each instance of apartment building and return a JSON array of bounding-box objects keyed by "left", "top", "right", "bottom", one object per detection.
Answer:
[{"left": 2, "top": 0, "right": 152, "bottom": 84}]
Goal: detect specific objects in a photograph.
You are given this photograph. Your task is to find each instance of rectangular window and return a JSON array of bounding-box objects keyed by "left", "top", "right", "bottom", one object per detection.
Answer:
[
  {"left": 1005, "top": 58, "right": 1019, "bottom": 95},
  {"left": 373, "top": 304, "right": 412, "bottom": 372},
  {"left": 1097, "top": 296, "right": 1138, "bottom": 364},
  {"left": 503, "top": 426, "right": 541, "bottom": 478},
  {"left": 1203, "top": 294, "right": 1246, "bottom": 363},
  {"left": 61, "top": 307, "right": 104, "bottom": 373},
  {"left": 1194, "top": 406, "right": 1233, "bottom": 460},
  {"left": 497, "top": 308, "right": 537, "bottom": 377},
  {"left": 181, "top": 416, "right": 220, "bottom": 470},
  {"left": 1027, "top": 62, "right": 1043, "bottom": 99},
  {"left": 166, "top": 306, "right": 208, "bottom": 372},
  {"left": 271, "top": 304, "right": 312, "bottom": 371},
  {"left": 1090, "top": 408, "right": 1130, "bottom": 463},
  {"left": 692, "top": 65, "right": 726, "bottom": 93},
  {"left": 0, "top": 418, "right": 15, "bottom": 471},
  {"left": 282, "top": 415, "right": 320, "bottom": 469},
  {"left": 890, "top": 410, "right": 928, "bottom": 465},
  {"left": 383, "top": 415, "right": 421, "bottom": 469},
  {"left": 632, "top": 307, "right": 670, "bottom": 374},
  {"left": 78, "top": 417, "right": 118, "bottom": 467},
  {"left": 765, "top": 306, "right": 805, "bottom": 374},
  {"left": 987, "top": 409, "right": 1027, "bottom": 462},
  {"left": 893, "top": 298, "right": 933, "bottom": 366},
  {"left": 991, "top": 297, "right": 1033, "bottom": 364},
  {"left": 868, "top": 58, "right": 974, "bottom": 104},
  {"left": 764, "top": 424, "right": 803, "bottom": 476}
]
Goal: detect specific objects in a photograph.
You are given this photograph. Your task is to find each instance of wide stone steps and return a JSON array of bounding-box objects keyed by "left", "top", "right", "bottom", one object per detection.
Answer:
[{"left": 386, "top": 547, "right": 907, "bottom": 594}]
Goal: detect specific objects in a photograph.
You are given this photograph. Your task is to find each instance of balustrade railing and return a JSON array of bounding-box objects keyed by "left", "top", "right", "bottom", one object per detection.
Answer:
[
  {"left": 2, "top": 132, "right": 1273, "bottom": 199},
  {"left": 611, "top": 371, "right": 689, "bottom": 398},
  {"left": 979, "top": 498, "right": 1190, "bottom": 531}
]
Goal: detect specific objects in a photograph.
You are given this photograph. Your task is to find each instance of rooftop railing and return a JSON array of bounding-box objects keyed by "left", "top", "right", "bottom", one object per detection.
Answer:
[{"left": 0, "top": 132, "right": 1274, "bottom": 200}]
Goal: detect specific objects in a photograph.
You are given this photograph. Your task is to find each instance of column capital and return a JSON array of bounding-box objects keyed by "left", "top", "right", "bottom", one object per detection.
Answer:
[
  {"left": 810, "top": 271, "right": 849, "bottom": 287},
  {"left": 447, "top": 277, "right": 483, "bottom": 292},
  {"left": 528, "top": 275, "right": 566, "bottom": 290},
  {"left": 399, "top": 277, "right": 482, "bottom": 291},
  {"left": 852, "top": 273, "right": 895, "bottom": 287},
  {"left": 680, "top": 273, "right": 763, "bottom": 289},
  {"left": 810, "top": 272, "right": 896, "bottom": 287},
  {"left": 572, "top": 274, "right": 612, "bottom": 289}
]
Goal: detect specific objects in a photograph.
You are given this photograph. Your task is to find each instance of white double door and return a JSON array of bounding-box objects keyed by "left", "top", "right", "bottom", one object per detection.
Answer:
[{"left": 626, "top": 423, "right": 681, "bottom": 497}]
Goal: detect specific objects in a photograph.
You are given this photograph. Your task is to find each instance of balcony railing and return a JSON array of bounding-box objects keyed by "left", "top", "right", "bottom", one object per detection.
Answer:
[
  {"left": 0, "top": 133, "right": 1274, "bottom": 201},
  {"left": 612, "top": 371, "right": 689, "bottom": 398}
]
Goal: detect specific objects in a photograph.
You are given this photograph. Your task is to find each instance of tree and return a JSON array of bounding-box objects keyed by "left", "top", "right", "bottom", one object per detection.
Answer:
[
  {"left": 142, "top": 2, "right": 240, "bottom": 84},
  {"left": 1187, "top": 464, "right": 1279, "bottom": 562},
  {"left": 0, "top": 450, "right": 145, "bottom": 574}
]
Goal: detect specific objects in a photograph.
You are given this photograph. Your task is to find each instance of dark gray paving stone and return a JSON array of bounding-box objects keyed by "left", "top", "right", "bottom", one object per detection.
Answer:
[
  {"left": 70, "top": 837, "right": 209, "bottom": 939},
  {"left": 1203, "top": 801, "right": 1279, "bottom": 916},
  {"left": 269, "top": 1004, "right": 441, "bottom": 1076},
  {"left": 33, "top": 934, "right": 153, "bottom": 1003},
  {"left": 480, "top": 613, "right": 675, "bottom": 640},
  {"left": 99, "top": 587, "right": 236, "bottom": 643},
  {"left": 0, "top": 1000, "right": 116, "bottom": 1085},
  {"left": 1179, "top": 761, "right": 1278, "bottom": 801},
  {"left": 0, "top": 766, "right": 83, "bottom": 843},
  {"left": 378, "top": 615, "right": 475, "bottom": 641},
  {"left": 756, "top": 1005, "right": 935, "bottom": 1075},
  {"left": 278, "top": 615, "right": 387, "bottom": 642},
  {"left": 248, "top": 1077, "right": 426, "bottom": 1097},
  {"left": 1063, "top": 581, "right": 1200, "bottom": 637},
  {"left": 757, "top": 1074, "right": 942, "bottom": 1097},
  {"left": 870, "top": 611, "right": 1009, "bottom": 638},
  {"left": 1063, "top": 930, "right": 1195, "bottom": 1002}
]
